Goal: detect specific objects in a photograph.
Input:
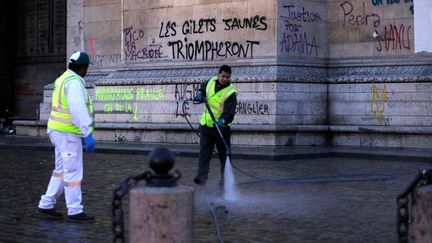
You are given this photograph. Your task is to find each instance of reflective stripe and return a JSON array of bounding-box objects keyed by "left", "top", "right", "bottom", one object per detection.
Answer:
[
  {"left": 209, "top": 103, "right": 220, "bottom": 111},
  {"left": 51, "top": 106, "right": 70, "bottom": 114},
  {"left": 50, "top": 115, "right": 72, "bottom": 124},
  {"left": 221, "top": 86, "right": 235, "bottom": 101},
  {"left": 52, "top": 172, "right": 64, "bottom": 178},
  {"left": 51, "top": 106, "right": 93, "bottom": 125},
  {"left": 65, "top": 181, "right": 81, "bottom": 187},
  {"left": 200, "top": 76, "right": 236, "bottom": 127},
  {"left": 57, "top": 75, "right": 79, "bottom": 110}
]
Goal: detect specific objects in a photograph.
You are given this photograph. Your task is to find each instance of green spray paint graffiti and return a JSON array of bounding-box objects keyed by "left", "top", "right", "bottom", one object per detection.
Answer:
[{"left": 96, "top": 86, "right": 165, "bottom": 121}]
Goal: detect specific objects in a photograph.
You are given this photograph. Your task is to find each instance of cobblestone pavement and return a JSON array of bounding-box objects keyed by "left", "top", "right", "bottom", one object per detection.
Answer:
[{"left": 0, "top": 147, "right": 430, "bottom": 243}]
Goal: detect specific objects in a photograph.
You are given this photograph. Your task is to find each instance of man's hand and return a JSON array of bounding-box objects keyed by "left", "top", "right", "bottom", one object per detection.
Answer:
[
  {"left": 83, "top": 134, "right": 95, "bottom": 152},
  {"left": 193, "top": 91, "right": 206, "bottom": 104},
  {"left": 216, "top": 118, "right": 226, "bottom": 127}
]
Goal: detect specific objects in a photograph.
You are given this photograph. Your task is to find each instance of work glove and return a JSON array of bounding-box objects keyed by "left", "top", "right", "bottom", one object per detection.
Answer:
[
  {"left": 193, "top": 91, "right": 206, "bottom": 104},
  {"left": 83, "top": 134, "right": 95, "bottom": 152},
  {"left": 216, "top": 118, "right": 226, "bottom": 127}
]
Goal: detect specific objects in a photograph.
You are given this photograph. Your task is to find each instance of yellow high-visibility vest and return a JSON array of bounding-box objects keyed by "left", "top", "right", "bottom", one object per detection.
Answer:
[
  {"left": 47, "top": 70, "right": 94, "bottom": 135},
  {"left": 200, "top": 76, "right": 237, "bottom": 127}
]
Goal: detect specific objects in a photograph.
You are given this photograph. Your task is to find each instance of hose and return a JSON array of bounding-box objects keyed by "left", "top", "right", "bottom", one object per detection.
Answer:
[
  {"left": 184, "top": 100, "right": 225, "bottom": 243},
  {"left": 205, "top": 188, "right": 224, "bottom": 243},
  {"left": 183, "top": 100, "right": 398, "bottom": 184},
  {"left": 231, "top": 164, "right": 397, "bottom": 184},
  {"left": 182, "top": 100, "right": 398, "bottom": 243}
]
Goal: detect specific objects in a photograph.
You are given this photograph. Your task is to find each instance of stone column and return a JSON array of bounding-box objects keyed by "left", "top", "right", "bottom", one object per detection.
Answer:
[
  {"left": 129, "top": 185, "right": 194, "bottom": 243},
  {"left": 409, "top": 185, "right": 432, "bottom": 242}
]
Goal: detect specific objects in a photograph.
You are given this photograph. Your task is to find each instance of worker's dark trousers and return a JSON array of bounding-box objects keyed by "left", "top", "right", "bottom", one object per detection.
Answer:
[{"left": 196, "top": 125, "right": 231, "bottom": 182}]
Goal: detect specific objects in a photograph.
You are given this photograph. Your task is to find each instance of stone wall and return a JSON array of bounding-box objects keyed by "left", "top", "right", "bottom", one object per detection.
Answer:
[
  {"left": 326, "top": 0, "right": 432, "bottom": 148},
  {"left": 62, "top": 0, "right": 329, "bottom": 146},
  {"left": 16, "top": 0, "right": 432, "bottom": 148}
]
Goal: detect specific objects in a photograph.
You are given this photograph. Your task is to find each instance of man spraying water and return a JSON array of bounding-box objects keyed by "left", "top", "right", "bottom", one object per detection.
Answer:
[{"left": 192, "top": 65, "right": 238, "bottom": 189}]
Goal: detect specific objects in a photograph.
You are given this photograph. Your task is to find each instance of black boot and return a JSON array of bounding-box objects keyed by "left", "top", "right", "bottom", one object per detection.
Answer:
[
  {"left": 38, "top": 208, "right": 63, "bottom": 219},
  {"left": 193, "top": 177, "right": 207, "bottom": 186},
  {"left": 67, "top": 213, "right": 95, "bottom": 222}
]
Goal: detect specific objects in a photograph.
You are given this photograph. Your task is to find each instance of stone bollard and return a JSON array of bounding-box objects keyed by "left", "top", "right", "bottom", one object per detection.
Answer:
[
  {"left": 129, "top": 148, "right": 194, "bottom": 243},
  {"left": 409, "top": 185, "right": 432, "bottom": 242}
]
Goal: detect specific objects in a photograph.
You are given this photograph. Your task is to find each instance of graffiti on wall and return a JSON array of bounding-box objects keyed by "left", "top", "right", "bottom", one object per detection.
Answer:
[
  {"left": 90, "top": 54, "right": 122, "bottom": 66},
  {"left": 162, "top": 16, "right": 265, "bottom": 61},
  {"left": 73, "top": 20, "right": 83, "bottom": 48},
  {"left": 279, "top": 4, "right": 322, "bottom": 56},
  {"left": 340, "top": 1, "right": 381, "bottom": 28},
  {"left": 371, "top": 0, "right": 413, "bottom": 15},
  {"left": 123, "top": 26, "right": 167, "bottom": 61},
  {"left": 88, "top": 35, "right": 97, "bottom": 56},
  {"left": 87, "top": 33, "right": 122, "bottom": 66},
  {"left": 373, "top": 24, "right": 411, "bottom": 52},
  {"left": 16, "top": 83, "right": 42, "bottom": 96},
  {"left": 236, "top": 101, "right": 270, "bottom": 115},
  {"left": 174, "top": 83, "right": 200, "bottom": 117},
  {"left": 168, "top": 38, "right": 260, "bottom": 61},
  {"left": 339, "top": 0, "right": 412, "bottom": 54},
  {"left": 124, "top": 15, "right": 266, "bottom": 62},
  {"left": 95, "top": 86, "right": 165, "bottom": 121},
  {"left": 370, "top": 84, "right": 388, "bottom": 120}
]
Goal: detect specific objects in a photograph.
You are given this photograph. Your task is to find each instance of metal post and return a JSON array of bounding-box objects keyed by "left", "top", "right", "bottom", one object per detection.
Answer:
[
  {"left": 409, "top": 185, "right": 432, "bottom": 242},
  {"left": 129, "top": 148, "right": 194, "bottom": 243}
]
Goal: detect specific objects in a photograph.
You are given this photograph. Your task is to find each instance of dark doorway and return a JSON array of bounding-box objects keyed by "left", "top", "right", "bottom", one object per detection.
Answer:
[{"left": 12, "top": 0, "right": 66, "bottom": 120}]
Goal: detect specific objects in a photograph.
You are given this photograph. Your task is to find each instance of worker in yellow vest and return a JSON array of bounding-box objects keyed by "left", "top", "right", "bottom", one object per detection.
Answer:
[
  {"left": 38, "top": 51, "right": 95, "bottom": 222},
  {"left": 193, "top": 65, "right": 237, "bottom": 186}
]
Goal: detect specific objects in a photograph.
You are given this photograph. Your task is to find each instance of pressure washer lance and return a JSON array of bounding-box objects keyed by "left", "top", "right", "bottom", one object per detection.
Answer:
[
  {"left": 203, "top": 101, "right": 232, "bottom": 156},
  {"left": 201, "top": 100, "right": 239, "bottom": 203},
  {"left": 191, "top": 97, "right": 232, "bottom": 162}
]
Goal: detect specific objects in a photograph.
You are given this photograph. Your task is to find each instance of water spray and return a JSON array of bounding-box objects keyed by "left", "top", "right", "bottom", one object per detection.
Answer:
[{"left": 202, "top": 101, "right": 239, "bottom": 201}]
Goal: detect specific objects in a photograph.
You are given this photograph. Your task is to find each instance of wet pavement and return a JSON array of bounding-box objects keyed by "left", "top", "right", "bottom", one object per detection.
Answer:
[{"left": 0, "top": 135, "right": 432, "bottom": 242}]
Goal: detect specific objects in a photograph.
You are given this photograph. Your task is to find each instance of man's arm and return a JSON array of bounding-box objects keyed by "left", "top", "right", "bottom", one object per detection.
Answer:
[
  {"left": 198, "top": 79, "right": 210, "bottom": 97},
  {"left": 194, "top": 79, "right": 210, "bottom": 103},
  {"left": 65, "top": 79, "right": 93, "bottom": 137}
]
